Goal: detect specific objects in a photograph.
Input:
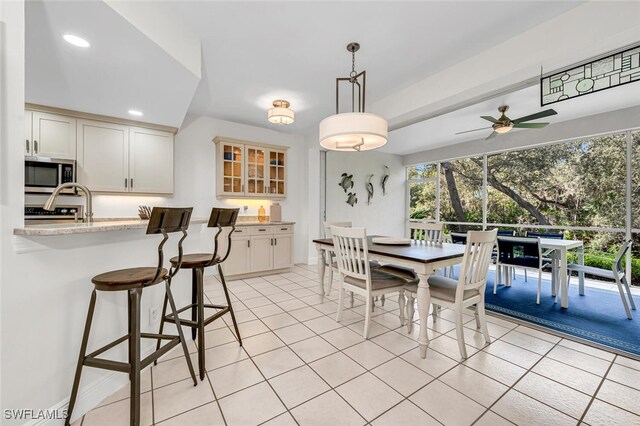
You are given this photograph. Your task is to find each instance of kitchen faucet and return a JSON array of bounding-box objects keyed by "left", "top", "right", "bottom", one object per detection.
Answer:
[{"left": 44, "top": 182, "right": 94, "bottom": 224}]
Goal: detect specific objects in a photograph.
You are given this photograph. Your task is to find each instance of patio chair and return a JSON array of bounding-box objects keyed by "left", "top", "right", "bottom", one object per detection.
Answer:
[
  {"left": 495, "top": 236, "right": 552, "bottom": 304},
  {"left": 567, "top": 240, "right": 636, "bottom": 319},
  {"left": 404, "top": 229, "right": 497, "bottom": 358},
  {"left": 450, "top": 232, "right": 467, "bottom": 244},
  {"left": 331, "top": 226, "right": 409, "bottom": 338}
]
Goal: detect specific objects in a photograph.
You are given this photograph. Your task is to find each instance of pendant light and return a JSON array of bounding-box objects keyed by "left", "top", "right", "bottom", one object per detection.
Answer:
[
  {"left": 268, "top": 100, "right": 295, "bottom": 125},
  {"left": 319, "top": 42, "right": 388, "bottom": 151}
]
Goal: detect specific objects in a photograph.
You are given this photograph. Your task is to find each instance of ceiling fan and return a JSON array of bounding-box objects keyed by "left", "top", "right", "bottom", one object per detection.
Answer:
[{"left": 456, "top": 105, "right": 558, "bottom": 140}]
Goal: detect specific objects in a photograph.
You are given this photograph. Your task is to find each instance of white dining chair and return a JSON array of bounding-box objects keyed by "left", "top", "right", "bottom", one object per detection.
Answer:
[
  {"left": 331, "top": 226, "right": 408, "bottom": 339},
  {"left": 567, "top": 240, "right": 636, "bottom": 319},
  {"left": 407, "top": 222, "right": 444, "bottom": 243},
  {"left": 404, "top": 229, "right": 498, "bottom": 358},
  {"left": 323, "top": 221, "right": 352, "bottom": 295}
]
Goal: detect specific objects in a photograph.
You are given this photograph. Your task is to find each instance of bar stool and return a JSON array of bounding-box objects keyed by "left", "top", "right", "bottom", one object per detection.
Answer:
[
  {"left": 157, "top": 207, "right": 242, "bottom": 380},
  {"left": 65, "top": 207, "right": 197, "bottom": 426}
]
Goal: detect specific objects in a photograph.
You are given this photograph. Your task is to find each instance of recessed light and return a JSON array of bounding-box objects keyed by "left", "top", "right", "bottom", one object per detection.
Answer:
[
  {"left": 128, "top": 110, "right": 143, "bottom": 117},
  {"left": 63, "top": 34, "right": 90, "bottom": 48}
]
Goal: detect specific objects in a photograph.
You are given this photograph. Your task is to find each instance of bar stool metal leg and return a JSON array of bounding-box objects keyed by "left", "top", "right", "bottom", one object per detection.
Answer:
[
  {"left": 165, "top": 280, "right": 198, "bottom": 386},
  {"left": 191, "top": 268, "right": 198, "bottom": 341},
  {"left": 219, "top": 264, "right": 242, "bottom": 346},
  {"left": 65, "top": 290, "right": 97, "bottom": 426},
  {"left": 128, "top": 288, "right": 141, "bottom": 426},
  {"left": 196, "top": 267, "right": 206, "bottom": 380},
  {"left": 154, "top": 290, "right": 169, "bottom": 366}
]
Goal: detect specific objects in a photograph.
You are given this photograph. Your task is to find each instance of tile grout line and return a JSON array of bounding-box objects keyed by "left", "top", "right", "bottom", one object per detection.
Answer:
[{"left": 577, "top": 355, "right": 616, "bottom": 424}]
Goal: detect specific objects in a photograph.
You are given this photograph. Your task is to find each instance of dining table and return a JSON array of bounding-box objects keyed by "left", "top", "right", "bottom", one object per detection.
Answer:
[{"left": 313, "top": 236, "right": 467, "bottom": 358}]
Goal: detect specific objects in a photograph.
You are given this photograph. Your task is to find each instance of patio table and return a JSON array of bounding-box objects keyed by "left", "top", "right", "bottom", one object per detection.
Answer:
[{"left": 539, "top": 238, "right": 584, "bottom": 308}]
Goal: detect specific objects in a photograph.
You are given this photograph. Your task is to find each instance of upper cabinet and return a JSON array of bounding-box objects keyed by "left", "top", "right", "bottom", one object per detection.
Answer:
[
  {"left": 214, "top": 137, "right": 288, "bottom": 199},
  {"left": 24, "top": 111, "right": 76, "bottom": 159},
  {"left": 77, "top": 119, "right": 174, "bottom": 194}
]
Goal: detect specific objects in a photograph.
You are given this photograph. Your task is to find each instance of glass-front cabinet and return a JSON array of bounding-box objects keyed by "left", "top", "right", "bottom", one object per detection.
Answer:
[{"left": 214, "top": 137, "right": 287, "bottom": 199}]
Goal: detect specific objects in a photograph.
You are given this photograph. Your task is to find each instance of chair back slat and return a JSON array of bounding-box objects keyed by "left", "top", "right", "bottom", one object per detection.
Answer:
[
  {"left": 457, "top": 229, "right": 498, "bottom": 297},
  {"left": 145, "top": 207, "right": 193, "bottom": 282},
  {"left": 407, "top": 222, "right": 444, "bottom": 243},
  {"left": 613, "top": 240, "right": 633, "bottom": 274},
  {"left": 496, "top": 236, "right": 542, "bottom": 268},
  {"left": 331, "top": 226, "right": 370, "bottom": 288},
  {"left": 324, "top": 221, "right": 352, "bottom": 239},
  {"left": 496, "top": 229, "right": 515, "bottom": 236}
]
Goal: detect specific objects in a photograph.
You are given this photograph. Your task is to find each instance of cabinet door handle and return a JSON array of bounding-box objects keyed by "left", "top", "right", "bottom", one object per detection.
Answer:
[
  {"left": 34, "top": 140, "right": 38, "bottom": 154},
  {"left": 125, "top": 178, "right": 128, "bottom": 188},
  {"left": 247, "top": 240, "right": 250, "bottom": 248},
  {"left": 26, "top": 139, "right": 29, "bottom": 152},
  {"left": 241, "top": 184, "right": 244, "bottom": 193},
  {"left": 130, "top": 178, "right": 134, "bottom": 189},
  {"left": 274, "top": 238, "right": 277, "bottom": 246}
]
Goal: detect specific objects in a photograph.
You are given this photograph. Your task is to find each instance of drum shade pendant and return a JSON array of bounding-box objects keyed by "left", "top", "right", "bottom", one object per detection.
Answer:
[
  {"left": 268, "top": 100, "right": 295, "bottom": 125},
  {"left": 319, "top": 42, "right": 388, "bottom": 151}
]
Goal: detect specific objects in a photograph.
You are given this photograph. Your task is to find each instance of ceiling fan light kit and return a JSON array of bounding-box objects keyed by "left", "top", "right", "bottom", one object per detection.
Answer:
[
  {"left": 268, "top": 99, "right": 295, "bottom": 125},
  {"left": 319, "top": 42, "right": 388, "bottom": 151}
]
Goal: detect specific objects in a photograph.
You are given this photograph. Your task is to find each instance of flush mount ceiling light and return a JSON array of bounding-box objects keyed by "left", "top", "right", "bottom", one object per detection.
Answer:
[
  {"left": 128, "top": 109, "right": 143, "bottom": 117},
  {"left": 319, "top": 42, "right": 387, "bottom": 152},
  {"left": 267, "top": 100, "right": 295, "bottom": 125},
  {"left": 63, "top": 34, "right": 90, "bottom": 48}
]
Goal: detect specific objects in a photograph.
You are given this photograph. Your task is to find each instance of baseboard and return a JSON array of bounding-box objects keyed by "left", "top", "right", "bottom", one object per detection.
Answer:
[
  {"left": 224, "top": 268, "right": 292, "bottom": 281},
  {"left": 29, "top": 343, "right": 156, "bottom": 425}
]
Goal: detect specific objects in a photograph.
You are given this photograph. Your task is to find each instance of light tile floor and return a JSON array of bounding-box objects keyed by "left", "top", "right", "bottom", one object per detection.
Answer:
[{"left": 75, "top": 264, "right": 640, "bottom": 425}]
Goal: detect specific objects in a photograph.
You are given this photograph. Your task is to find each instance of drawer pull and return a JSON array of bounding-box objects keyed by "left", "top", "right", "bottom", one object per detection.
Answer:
[
  {"left": 258, "top": 228, "right": 266, "bottom": 231},
  {"left": 281, "top": 227, "right": 288, "bottom": 231}
]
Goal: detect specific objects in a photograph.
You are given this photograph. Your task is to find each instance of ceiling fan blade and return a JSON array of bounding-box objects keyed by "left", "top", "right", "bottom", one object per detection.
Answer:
[
  {"left": 480, "top": 115, "right": 499, "bottom": 123},
  {"left": 512, "top": 122, "right": 549, "bottom": 129},
  {"left": 512, "top": 109, "right": 557, "bottom": 124},
  {"left": 455, "top": 126, "right": 492, "bottom": 135},
  {"left": 485, "top": 131, "right": 499, "bottom": 140}
]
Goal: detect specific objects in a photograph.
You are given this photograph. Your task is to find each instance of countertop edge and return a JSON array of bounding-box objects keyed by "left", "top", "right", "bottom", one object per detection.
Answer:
[{"left": 14, "top": 220, "right": 295, "bottom": 237}]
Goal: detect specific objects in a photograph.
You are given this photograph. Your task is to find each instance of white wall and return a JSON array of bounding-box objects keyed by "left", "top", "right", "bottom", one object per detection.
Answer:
[
  {"left": 172, "top": 115, "right": 309, "bottom": 265},
  {"left": 325, "top": 150, "right": 405, "bottom": 238}
]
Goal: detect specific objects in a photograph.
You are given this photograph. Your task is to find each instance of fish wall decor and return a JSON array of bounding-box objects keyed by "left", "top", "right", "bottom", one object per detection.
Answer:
[
  {"left": 366, "top": 174, "right": 374, "bottom": 205},
  {"left": 339, "top": 173, "right": 354, "bottom": 193},
  {"left": 381, "top": 165, "right": 389, "bottom": 195}
]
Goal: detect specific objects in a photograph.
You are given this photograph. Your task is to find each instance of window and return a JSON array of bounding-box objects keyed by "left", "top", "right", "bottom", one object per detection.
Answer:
[
  {"left": 439, "top": 157, "right": 483, "bottom": 225},
  {"left": 407, "top": 165, "right": 437, "bottom": 220}
]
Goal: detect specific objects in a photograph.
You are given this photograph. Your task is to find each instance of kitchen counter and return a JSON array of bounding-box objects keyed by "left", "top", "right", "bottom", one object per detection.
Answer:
[{"left": 13, "top": 219, "right": 294, "bottom": 236}]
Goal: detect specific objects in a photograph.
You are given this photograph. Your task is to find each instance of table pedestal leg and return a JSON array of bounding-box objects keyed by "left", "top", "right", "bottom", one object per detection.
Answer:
[
  {"left": 398, "top": 290, "right": 406, "bottom": 326},
  {"left": 417, "top": 273, "right": 431, "bottom": 358},
  {"left": 317, "top": 247, "right": 326, "bottom": 297}
]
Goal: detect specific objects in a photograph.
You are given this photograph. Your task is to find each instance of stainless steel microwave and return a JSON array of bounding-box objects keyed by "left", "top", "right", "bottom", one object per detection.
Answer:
[{"left": 25, "top": 156, "right": 76, "bottom": 194}]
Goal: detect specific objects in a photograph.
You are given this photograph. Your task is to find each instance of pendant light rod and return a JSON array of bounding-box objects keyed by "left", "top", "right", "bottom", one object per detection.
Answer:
[{"left": 335, "top": 43, "right": 366, "bottom": 114}]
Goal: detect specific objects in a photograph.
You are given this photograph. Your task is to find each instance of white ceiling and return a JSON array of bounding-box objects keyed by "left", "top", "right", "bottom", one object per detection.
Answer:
[
  {"left": 386, "top": 80, "right": 640, "bottom": 156},
  {"left": 163, "top": 1, "right": 581, "bottom": 133},
  {"left": 25, "top": 0, "right": 199, "bottom": 128}
]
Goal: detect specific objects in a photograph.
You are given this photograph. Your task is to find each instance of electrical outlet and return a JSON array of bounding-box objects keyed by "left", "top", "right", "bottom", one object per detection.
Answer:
[
  {"left": 149, "top": 307, "right": 159, "bottom": 325},
  {"left": 243, "top": 205, "right": 249, "bottom": 212}
]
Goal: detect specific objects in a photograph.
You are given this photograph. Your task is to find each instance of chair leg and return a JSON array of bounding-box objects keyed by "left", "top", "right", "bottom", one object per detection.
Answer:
[
  {"left": 431, "top": 303, "right": 438, "bottom": 323},
  {"left": 477, "top": 301, "right": 492, "bottom": 344},
  {"left": 191, "top": 268, "right": 198, "bottom": 341},
  {"left": 455, "top": 308, "right": 468, "bottom": 359},
  {"left": 336, "top": 284, "right": 345, "bottom": 322},
  {"left": 65, "top": 290, "right": 97, "bottom": 426},
  {"left": 398, "top": 290, "right": 405, "bottom": 326},
  {"left": 128, "top": 288, "right": 142, "bottom": 426},
  {"left": 524, "top": 269, "right": 528, "bottom": 282},
  {"left": 381, "top": 294, "right": 386, "bottom": 307},
  {"left": 494, "top": 265, "right": 499, "bottom": 294},
  {"left": 372, "top": 296, "right": 376, "bottom": 312},
  {"left": 406, "top": 292, "right": 415, "bottom": 333},
  {"left": 154, "top": 287, "right": 169, "bottom": 366},
  {"left": 195, "top": 267, "right": 206, "bottom": 380},
  {"left": 474, "top": 305, "right": 481, "bottom": 330},
  {"left": 350, "top": 291, "right": 355, "bottom": 308},
  {"left": 219, "top": 264, "right": 242, "bottom": 346},
  {"left": 165, "top": 280, "right": 197, "bottom": 386},
  {"left": 363, "top": 296, "right": 372, "bottom": 339},
  {"left": 327, "top": 263, "right": 334, "bottom": 295},
  {"left": 615, "top": 276, "right": 633, "bottom": 319},
  {"left": 621, "top": 276, "right": 636, "bottom": 310}
]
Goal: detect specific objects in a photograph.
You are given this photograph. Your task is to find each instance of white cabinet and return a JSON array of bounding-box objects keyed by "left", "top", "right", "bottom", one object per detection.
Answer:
[
  {"left": 77, "top": 120, "right": 174, "bottom": 193},
  {"left": 214, "top": 137, "right": 287, "bottom": 199},
  {"left": 223, "top": 224, "right": 294, "bottom": 277},
  {"left": 25, "top": 111, "right": 76, "bottom": 159}
]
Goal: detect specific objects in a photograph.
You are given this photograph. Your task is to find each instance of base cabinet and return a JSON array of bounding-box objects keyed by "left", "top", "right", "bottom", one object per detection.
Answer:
[{"left": 223, "top": 225, "right": 294, "bottom": 277}]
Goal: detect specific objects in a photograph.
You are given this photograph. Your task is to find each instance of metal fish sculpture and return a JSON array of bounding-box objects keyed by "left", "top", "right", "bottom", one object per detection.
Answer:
[
  {"left": 366, "top": 174, "right": 374, "bottom": 205},
  {"left": 339, "top": 173, "right": 354, "bottom": 193},
  {"left": 346, "top": 192, "right": 358, "bottom": 207},
  {"left": 381, "top": 165, "right": 389, "bottom": 195}
]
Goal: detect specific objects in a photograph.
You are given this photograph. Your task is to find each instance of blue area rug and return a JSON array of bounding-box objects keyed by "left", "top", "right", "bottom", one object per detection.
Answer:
[{"left": 481, "top": 271, "right": 640, "bottom": 357}]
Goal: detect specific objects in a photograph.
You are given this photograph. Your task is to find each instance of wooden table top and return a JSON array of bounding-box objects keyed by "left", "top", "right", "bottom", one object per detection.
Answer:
[{"left": 313, "top": 236, "right": 466, "bottom": 264}]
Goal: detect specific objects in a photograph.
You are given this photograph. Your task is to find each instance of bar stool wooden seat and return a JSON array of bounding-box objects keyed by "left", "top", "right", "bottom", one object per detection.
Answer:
[
  {"left": 65, "top": 207, "right": 197, "bottom": 426},
  {"left": 158, "top": 207, "right": 242, "bottom": 380}
]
